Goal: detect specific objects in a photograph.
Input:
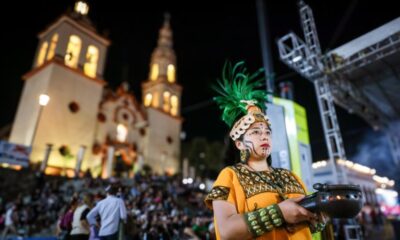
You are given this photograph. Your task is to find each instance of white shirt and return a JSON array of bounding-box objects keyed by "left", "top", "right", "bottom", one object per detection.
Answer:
[
  {"left": 70, "top": 204, "right": 90, "bottom": 235},
  {"left": 86, "top": 195, "right": 127, "bottom": 236}
]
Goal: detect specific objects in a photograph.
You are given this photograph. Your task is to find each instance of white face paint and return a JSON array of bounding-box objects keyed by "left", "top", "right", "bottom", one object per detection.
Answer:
[{"left": 242, "top": 121, "right": 272, "bottom": 160}]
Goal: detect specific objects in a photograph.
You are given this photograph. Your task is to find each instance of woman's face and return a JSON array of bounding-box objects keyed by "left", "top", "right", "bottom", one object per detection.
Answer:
[{"left": 237, "top": 121, "right": 272, "bottom": 160}]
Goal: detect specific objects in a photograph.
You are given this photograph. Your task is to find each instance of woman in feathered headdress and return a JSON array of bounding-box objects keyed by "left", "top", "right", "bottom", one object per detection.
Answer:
[{"left": 204, "top": 61, "right": 326, "bottom": 239}]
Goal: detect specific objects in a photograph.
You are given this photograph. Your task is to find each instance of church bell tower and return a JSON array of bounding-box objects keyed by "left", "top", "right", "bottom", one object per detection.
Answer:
[
  {"left": 141, "top": 13, "right": 183, "bottom": 174},
  {"left": 9, "top": 1, "right": 110, "bottom": 174}
]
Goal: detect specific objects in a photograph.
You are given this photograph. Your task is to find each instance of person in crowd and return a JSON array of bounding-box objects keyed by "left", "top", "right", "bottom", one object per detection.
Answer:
[
  {"left": 1, "top": 204, "right": 17, "bottom": 240},
  {"left": 70, "top": 193, "right": 93, "bottom": 240},
  {"left": 57, "top": 197, "right": 78, "bottom": 240},
  {"left": 87, "top": 184, "right": 127, "bottom": 240}
]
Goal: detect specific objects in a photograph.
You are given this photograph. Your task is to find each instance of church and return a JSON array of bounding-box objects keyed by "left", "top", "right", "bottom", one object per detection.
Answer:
[{"left": 8, "top": 1, "right": 183, "bottom": 177}]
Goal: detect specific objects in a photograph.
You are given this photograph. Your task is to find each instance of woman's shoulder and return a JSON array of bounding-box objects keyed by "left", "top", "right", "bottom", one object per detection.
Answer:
[
  {"left": 216, "top": 163, "right": 247, "bottom": 177},
  {"left": 214, "top": 165, "right": 236, "bottom": 179},
  {"left": 205, "top": 166, "right": 237, "bottom": 209}
]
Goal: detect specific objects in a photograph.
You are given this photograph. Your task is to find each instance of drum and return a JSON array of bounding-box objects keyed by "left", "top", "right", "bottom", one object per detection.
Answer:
[{"left": 298, "top": 183, "right": 363, "bottom": 218}]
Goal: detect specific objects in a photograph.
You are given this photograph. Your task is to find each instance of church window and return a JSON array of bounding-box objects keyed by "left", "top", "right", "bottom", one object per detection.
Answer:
[
  {"left": 171, "top": 95, "right": 178, "bottom": 116},
  {"left": 68, "top": 101, "right": 80, "bottom": 113},
  {"left": 37, "top": 41, "right": 48, "bottom": 66},
  {"left": 84, "top": 45, "right": 99, "bottom": 78},
  {"left": 166, "top": 136, "right": 173, "bottom": 144},
  {"left": 150, "top": 64, "right": 159, "bottom": 81},
  {"left": 144, "top": 93, "right": 152, "bottom": 107},
  {"left": 163, "top": 91, "right": 171, "bottom": 112},
  {"left": 97, "top": 113, "right": 106, "bottom": 122},
  {"left": 139, "top": 128, "right": 146, "bottom": 136},
  {"left": 64, "top": 35, "right": 82, "bottom": 68},
  {"left": 46, "top": 34, "right": 58, "bottom": 60},
  {"left": 167, "top": 64, "right": 175, "bottom": 83},
  {"left": 152, "top": 92, "right": 159, "bottom": 107},
  {"left": 116, "top": 124, "right": 128, "bottom": 142}
]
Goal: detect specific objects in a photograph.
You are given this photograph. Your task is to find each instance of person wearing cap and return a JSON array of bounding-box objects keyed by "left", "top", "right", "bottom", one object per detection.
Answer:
[
  {"left": 86, "top": 184, "right": 127, "bottom": 240},
  {"left": 204, "top": 61, "right": 327, "bottom": 240}
]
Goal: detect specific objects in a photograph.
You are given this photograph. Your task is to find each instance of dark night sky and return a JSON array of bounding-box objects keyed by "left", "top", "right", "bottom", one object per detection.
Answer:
[{"left": 1, "top": 1, "right": 399, "bottom": 181}]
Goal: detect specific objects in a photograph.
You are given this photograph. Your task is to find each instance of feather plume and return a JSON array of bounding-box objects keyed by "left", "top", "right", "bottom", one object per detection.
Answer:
[{"left": 212, "top": 60, "right": 267, "bottom": 127}]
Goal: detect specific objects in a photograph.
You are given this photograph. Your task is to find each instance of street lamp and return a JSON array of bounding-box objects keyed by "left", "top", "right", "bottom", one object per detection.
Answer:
[
  {"left": 39, "top": 94, "right": 50, "bottom": 106},
  {"left": 31, "top": 94, "right": 50, "bottom": 146}
]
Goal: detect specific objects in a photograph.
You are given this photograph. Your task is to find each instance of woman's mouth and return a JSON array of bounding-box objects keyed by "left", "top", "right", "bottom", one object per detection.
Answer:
[{"left": 260, "top": 143, "right": 270, "bottom": 148}]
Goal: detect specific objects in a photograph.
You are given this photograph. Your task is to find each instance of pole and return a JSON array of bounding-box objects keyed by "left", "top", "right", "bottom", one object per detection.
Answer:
[
  {"left": 40, "top": 143, "right": 53, "bottom": 172},
  {"left": 256, "top": 0, "right": 275, "bottom": 102},
  {"left": 75, "top": 145, "right": 87, "bottom": 177},
  {"left": 31, "top": 105, "right": 44, "bottom": 147},
  {"left": 106, "top": 146, "right": 115, "bottom": 178}
]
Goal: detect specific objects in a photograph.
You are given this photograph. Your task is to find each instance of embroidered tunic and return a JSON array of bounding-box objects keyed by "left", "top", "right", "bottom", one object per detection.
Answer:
[{"left": 205, "top": 163, "right": 312, "bottom": 240}]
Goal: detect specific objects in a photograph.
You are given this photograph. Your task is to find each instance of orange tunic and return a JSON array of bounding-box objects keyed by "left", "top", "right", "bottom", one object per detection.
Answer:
[{"left": 205, "top": 164, "right": 312, "bottom": 240}]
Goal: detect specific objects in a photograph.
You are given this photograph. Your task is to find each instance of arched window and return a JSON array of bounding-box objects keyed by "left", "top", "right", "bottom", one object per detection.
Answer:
[
  {"left": 116, "top": 124, "right": 128, "bottom": 142},
  {"left": 167, "top": 64, "right": 175, "bottom": 83},
  {"left": 163, "top": 91, "right": 171, "bottom": 112},
  {"left": 144, "top": 93, "right": 152, "bottom": 107},
  {"left": 171, "top": 95, "right": 178, "bottom": 116},
  {"left": 150, "top": 64, "right": 159, "bottom": 81},
  {"left": 46, "top": 34, "right": 58, "bottom": 60},
  {"left": 64, "top": 35, "right": 82, "bottom": 68},
  {"left": 152, "top": 92, "right": 159, "bottom": 108},
  {"left": 37, "top": 41, "right": 48, "bottom": 66},
  {"left": 84, "top": 45, "right": 99, "bottom": 78}
]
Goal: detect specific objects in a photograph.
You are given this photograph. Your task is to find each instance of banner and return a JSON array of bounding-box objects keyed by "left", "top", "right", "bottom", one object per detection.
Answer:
[{"left": 0, "top": 141, "right": 31, "bottom": 167}]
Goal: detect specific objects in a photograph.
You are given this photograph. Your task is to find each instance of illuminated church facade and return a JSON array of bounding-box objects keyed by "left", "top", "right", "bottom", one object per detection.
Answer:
[{"left": 9, "top": 1, "right": 182, "bottom": 177}]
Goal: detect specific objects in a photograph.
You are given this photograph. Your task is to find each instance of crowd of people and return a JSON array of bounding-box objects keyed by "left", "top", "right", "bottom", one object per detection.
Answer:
[
  {"left": 0, "top": 169, "right": 214, "bottom": 240},
  {"left": 0, "top": 167, "right": 395, "bottom": 240}
]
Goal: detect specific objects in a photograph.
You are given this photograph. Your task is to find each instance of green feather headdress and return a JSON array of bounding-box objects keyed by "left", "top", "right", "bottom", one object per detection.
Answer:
[{"left": 212, "top": 60, "right": 268, "bottom": 128}]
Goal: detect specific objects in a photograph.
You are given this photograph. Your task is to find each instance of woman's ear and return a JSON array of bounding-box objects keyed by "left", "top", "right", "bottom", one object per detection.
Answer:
[{"left": 235, "top": 140, "right": 245, "bottom": 150}]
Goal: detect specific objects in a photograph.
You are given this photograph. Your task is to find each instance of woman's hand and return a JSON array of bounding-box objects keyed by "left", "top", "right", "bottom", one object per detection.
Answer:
[{"left": 278, "top": 196, "right": 317, "bottom": 224}]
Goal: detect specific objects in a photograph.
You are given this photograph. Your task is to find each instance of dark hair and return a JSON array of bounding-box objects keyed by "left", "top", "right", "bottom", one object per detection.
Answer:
[
  {"left": 105, "top": 184, "right": 118, "bottom": 195},
  {"left": 266, "top": 155, "right": 272, "bottom": 166}
]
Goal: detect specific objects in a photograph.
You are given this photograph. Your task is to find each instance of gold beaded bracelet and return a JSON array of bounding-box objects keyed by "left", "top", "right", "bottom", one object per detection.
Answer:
[{"left": 244, "top": 204, "right": 285, "bottom": 237}]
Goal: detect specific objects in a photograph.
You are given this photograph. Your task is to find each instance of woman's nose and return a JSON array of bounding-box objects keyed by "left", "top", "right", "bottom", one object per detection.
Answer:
[
  {"left": 261, "top": 135, "right": 268, "bottom": 141},
  {"left": 262, "top": 133, "right": 271, "bottom": 140}
]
